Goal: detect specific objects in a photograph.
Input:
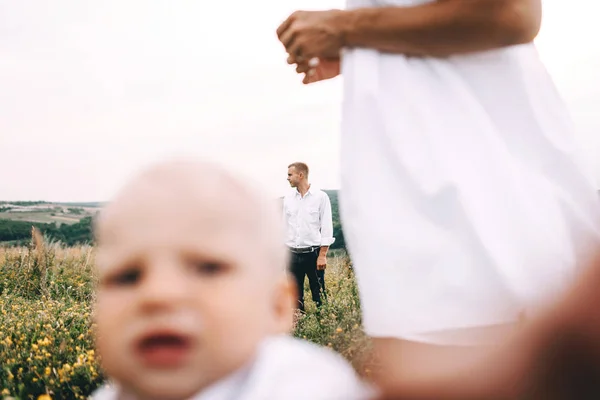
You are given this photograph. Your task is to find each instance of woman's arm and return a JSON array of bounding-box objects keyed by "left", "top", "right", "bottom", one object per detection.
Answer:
[{"left": 339, "top": 0, "right": 542, "bottom": 57}]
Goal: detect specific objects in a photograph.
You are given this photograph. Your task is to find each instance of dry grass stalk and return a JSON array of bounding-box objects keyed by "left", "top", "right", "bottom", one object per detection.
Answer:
[{"left": 31, "top": 226, "right": 48, "bottom": 296}]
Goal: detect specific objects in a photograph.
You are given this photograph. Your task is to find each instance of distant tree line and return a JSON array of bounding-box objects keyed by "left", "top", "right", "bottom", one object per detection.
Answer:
[
  {"left": 0, "top": 217, "right": 94, "bottom": 246},
  {"left": 0, "top": 201, "right": 48, "bottom": 206},
  {"left": 323, "top": 190, "right": 346, "bottom": 250}
]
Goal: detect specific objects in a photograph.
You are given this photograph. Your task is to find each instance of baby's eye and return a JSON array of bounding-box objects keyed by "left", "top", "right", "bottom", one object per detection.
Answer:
[
  {"left": 188, "top": 259, "right": 228, "bottom": 276},
  {"left": 105, "top": 267, "right": 142, "bottom": 287}
]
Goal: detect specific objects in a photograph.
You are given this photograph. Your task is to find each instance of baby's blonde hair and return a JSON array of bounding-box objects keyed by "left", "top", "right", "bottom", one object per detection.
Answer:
[{"left": 94, "top": 158, "right": 289, "bottom": 278}]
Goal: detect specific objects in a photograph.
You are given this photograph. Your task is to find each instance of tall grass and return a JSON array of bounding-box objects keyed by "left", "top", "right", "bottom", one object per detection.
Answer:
[
  {"left": 292, "top": 253, "right": 374, "bottom": 375},
  {"left": 0, "top": 234, "right": 373, "bottom": 399}
]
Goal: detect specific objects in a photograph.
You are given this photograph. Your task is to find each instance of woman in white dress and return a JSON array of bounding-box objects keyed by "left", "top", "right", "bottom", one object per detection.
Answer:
[{"left": 277, "top": 0, "right": 600, "bottom": 393}]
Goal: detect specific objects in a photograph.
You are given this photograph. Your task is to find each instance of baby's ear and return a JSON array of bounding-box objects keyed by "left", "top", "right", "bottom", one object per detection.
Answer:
[{"left": 272, "top": 275, "right": 296, "bottom": 334}]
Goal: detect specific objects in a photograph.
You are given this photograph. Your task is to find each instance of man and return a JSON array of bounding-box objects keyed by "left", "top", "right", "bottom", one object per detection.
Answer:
[
  {"left": 282, "top": 162, "right": 335, "bottom": 311},
  {"left": 277, "top": 0, "right": 600, "bottom": 395}
]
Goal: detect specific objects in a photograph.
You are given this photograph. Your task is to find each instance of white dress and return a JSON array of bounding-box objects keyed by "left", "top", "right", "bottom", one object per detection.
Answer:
[
  {"left": 339, "top": 0, "right": 600, "bottom": 344},
  {"left": 90, "top": 335, "right": 374, "bottom": 400}
]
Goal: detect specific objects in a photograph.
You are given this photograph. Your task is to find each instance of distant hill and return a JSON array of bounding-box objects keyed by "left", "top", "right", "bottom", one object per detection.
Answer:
[
  {"left": 53, "top": 202, "right": 107, "bottom": 208},
  {"left": 0, "top": 202, "right": 101, "bottom": 246},
  {"left": 0, "top": 202, "right": 100, "bottom": 225}
]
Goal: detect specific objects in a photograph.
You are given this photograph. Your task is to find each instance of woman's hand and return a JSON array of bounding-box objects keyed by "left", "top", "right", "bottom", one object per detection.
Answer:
[{"left": 289, "top": 56, "right": 341, "bottom": 84}]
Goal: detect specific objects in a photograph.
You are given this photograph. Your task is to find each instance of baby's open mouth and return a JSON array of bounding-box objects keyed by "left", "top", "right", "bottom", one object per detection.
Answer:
[{"left": 136, "top": 331, "right": 193, "bottom": 368}]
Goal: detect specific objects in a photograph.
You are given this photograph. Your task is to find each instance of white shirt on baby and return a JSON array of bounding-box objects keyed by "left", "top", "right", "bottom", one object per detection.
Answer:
[{"left": 90, "top": 335, "right": 374, "bottom": 400}]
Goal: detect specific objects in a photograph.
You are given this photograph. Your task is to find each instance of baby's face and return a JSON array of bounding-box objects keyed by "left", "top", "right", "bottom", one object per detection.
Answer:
[{"left": 94, "top": 180, "right": 291, "bottom": 399}]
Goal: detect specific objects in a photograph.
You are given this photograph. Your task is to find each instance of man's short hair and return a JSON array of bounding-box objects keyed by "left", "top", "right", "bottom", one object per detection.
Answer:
[{"left": 288, "top": 162, "right": 309, "bottom": 177}]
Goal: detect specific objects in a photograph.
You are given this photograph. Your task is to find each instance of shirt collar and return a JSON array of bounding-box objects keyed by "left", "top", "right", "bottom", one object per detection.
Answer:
[{"left": 295, "top": 184, "right": 315, "bottom": 197}]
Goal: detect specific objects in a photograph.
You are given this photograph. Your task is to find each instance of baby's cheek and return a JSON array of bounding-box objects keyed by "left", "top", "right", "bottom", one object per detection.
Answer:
[
  {"left": 95, "top": 292, "right": 128, "bottom": 324},
  {"left": 206, "top": 292, "right": 262, "bottom": 338},
  {"left": 199, "top": 280, "right": 270, "bottom": 335},
  {"left": 94, "top": 294, "right": 130, "bottom": 351},
  {"left": 94, "top": 318, "right": 120, "bottom": 374}
]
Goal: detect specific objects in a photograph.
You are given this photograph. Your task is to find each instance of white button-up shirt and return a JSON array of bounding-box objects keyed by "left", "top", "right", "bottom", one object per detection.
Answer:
[{"left": 282, "top": 186, "right": 335, "bottom": 249}]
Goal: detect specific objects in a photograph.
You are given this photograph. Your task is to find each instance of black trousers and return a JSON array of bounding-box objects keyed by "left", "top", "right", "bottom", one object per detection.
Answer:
[
  {"left": 290, "top": 249, "right": 323, "bottom": 311},
  {"left": 317, "top": 269, "right": 326, "bottom": 296}
]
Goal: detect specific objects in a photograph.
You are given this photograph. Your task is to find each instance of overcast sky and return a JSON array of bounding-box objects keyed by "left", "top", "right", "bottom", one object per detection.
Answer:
[{"left": 1, "top": 0, "right": 598, "bottom": 202}]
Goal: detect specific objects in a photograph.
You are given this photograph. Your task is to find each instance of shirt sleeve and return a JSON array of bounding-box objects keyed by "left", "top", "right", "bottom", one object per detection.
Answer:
[{"left": 319, "top": 192, "right": 335, "bottom": 247}]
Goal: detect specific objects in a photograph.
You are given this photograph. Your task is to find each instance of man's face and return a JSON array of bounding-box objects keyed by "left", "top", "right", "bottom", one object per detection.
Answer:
[
  {"left": 287, "top": 166, "right": 301, "bottom": 187},
  {"left": 94, "top": 189, "right": 283, "bottom": 400}
]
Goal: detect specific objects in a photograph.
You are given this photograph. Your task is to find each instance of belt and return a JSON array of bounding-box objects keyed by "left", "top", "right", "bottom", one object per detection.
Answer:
[{"left": 289, "top": 245, "right": 320, "bottom": 254}]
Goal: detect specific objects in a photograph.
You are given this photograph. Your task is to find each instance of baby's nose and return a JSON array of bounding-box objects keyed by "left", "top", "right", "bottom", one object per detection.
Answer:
[{"left": 138, "top": 265, "right": 190, "bottom": 312}]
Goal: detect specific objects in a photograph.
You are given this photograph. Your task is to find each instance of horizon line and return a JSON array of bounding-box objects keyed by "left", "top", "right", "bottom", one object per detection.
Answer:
[{"left": 0, "top": 188, "right": 343, "bottom": 204}]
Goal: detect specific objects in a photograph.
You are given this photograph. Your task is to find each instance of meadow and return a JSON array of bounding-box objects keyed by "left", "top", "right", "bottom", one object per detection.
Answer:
[{"left": 0, "top": 233, "right": 373, "bottom": 400}]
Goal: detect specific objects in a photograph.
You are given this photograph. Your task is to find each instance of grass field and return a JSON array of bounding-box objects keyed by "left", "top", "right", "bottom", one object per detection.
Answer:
[{"left": 0, "top": 236, "right": 373, "bottom": 399}]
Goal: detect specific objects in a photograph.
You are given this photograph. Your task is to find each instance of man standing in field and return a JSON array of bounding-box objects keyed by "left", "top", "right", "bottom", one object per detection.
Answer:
[{"left": 283, "top": 162, "right": 334, "bottom": 312}]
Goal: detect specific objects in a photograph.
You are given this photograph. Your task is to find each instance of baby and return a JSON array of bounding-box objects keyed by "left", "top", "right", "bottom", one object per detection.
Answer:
[{"left": 89, "top": 159, "right": 372, "bottom": 400}]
